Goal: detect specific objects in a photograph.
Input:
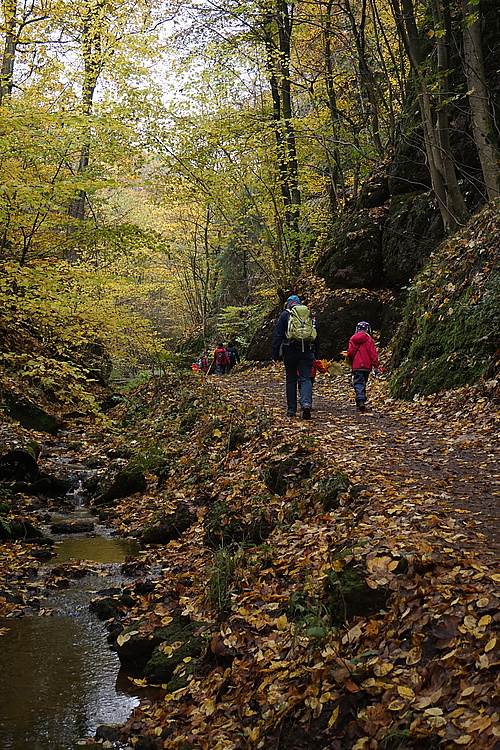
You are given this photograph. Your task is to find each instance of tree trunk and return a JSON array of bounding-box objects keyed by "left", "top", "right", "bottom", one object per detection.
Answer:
[
  {"left": 66, "top": 0, "right": 105, "bottom": 257},
  {"left": 461, "top": 0, "right": 500, "bottom": 201},
  {"left": 262, "top": 0, "right": 302, "bottom": 281},
  {"left": 0, "top": 0, "right": 18, "bottom": 105},
  {"left": 390, "top": 0, "right": 468, "bottom": 231}
]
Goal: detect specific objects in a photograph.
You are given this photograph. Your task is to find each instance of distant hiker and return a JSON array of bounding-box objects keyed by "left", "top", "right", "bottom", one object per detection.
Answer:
[
  {"left": 225, "top": 341, "right": 240, "bottom": 373},
  {"left": 214, "top": 342, "right": 231, "bottom": 375},
  {"left": 199, "top": 354, "right": 209, "bottom": 372},
  {"left": 272, "top": 295, "right": 319, "bottom": 419},
  {"left": 346, "top": 321, "right": 381, "bottom": 412}
]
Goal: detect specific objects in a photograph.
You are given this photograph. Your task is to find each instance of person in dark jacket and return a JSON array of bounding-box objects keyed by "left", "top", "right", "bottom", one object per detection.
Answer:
[
  {"left": 225, "top": 341, "right": 240, "bottom": 372},
  {"left": 346, "top": 321, "right": 381, "bottom": 412},
  {"left": 272, "top": 295, "right": 319, "bottom": 419}
]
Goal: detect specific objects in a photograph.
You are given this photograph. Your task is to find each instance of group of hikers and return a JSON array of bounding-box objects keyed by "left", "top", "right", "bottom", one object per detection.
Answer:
[
  {"left": 191, "top": 341, "right": 241, "bottom": 375},
  {"left": 272, "top": 294, "right": 383, "bottom": 419},
  {"left": 192, "top": 294, "right": 382, "bottom": 417}
]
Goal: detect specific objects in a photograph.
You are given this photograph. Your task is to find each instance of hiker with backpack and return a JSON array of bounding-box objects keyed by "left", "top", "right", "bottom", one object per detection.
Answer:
[
  {"left": 346, "top": 321, "right": 382, "bottom": 412},
  {"left": 272, "top": 295, "right": 319, "bottom": 419},
  {"left": 213, "top": 342, "right": 231, "bottom": 375},
  {"left": 225, "top": 341, "right": 240, "bottom": 373}
]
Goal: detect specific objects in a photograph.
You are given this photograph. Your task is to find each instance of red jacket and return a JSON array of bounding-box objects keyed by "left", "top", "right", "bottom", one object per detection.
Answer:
[
  {"left": 214, "top": 347, "right": 231, "bottom": 366},
  {"left": 347, "top": 332, "right": 379, "bottom": 371}
]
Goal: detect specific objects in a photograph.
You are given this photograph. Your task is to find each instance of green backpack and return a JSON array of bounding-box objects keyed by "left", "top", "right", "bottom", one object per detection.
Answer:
[{"left": 287, "top": 304, "right": 317, "bottom": 348}]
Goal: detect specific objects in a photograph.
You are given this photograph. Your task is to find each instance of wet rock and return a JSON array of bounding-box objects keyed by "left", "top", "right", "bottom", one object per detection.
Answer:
[
  {"left": 93, "top": 463, "right": 147, "bottom": 505},
  {"left": 0, "top": 450, "right": 39, "bottom": 483},
  {"left": 0, "top": 519, "right": 44, "bottom": 541},
  {"left": 95, "top": 724, "right": 122, "bottom": 742},
  {"left": 89, "top": 596, "right": 122, "bottom": 620},
  {"left": 1, "top": 392, "right": 61, "bottom": 434},
  {"left": 30, "top": 475, "right": 73, "bottom": 497},
  {"left": 50, "top": 520, "right": 95, "bottom": 534},
  {"left": 112, "top": 611, "right": 208, "bottom": 686},
  {"left": 140, "top": 501, "right": 196, "bottom": 545}
]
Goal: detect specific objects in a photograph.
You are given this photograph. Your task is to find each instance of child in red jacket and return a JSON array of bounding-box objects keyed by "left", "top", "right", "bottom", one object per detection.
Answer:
[{"left": 346, "top": 322, "right": 381, "bottom": 412}]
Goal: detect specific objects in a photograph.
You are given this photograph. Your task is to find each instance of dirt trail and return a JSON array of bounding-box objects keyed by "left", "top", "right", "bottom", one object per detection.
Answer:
[{"left": 218, "top": 365, "right": 500, "bottom": 556}]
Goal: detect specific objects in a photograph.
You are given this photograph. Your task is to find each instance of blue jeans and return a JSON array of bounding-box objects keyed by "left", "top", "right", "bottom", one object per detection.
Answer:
[
  {"left": 353, "top": 369, "right": 370, "bottom": 403},
  {"left": 282, "top": 344, "right": 314, "bottom": 412}
]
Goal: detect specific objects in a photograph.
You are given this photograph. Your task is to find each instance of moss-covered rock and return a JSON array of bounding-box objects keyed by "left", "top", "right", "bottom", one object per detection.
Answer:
[
  {"left": 325, "top": 562, "right": 389, "bottom": 626},
  {"left": 315, "top": 205, "right": 388, "bottom": 290},
  {"left": 1, "top": 392, "right": 62, "bottom": 434},
  {"left": 112, "top": 613, "right": 208, "bottom": 687},
  {"left": 382, "top": 192, "right": 444, "bottom": 287},
  {"left": 390, "top": 201, "right": 500, "bottom": 399},
  {"left": 203, "top": 499, "right": 275, "bottom": 549},
  {"left": 262, "top": 442, "right": 315, "bottom": 496},
  {"left": 313, "top": 470, "right": 351, "bottom": 512},
  {"left": 144, "top": 633, "right": 205, "bottom": 686},
  {"left": 93, "top": 461, "right": 147, "bottom": 505},
  {"left": 141, "top": 501, "right": 196, "bottom": 545}
]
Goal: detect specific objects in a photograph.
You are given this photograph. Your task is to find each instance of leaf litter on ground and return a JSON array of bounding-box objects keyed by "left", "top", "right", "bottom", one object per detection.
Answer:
[{"left": 1, "top": 362, "right": 500, "bottom": 749}]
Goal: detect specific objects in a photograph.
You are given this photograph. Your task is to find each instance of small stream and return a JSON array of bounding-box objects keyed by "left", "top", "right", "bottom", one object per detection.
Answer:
[{"left": 0, "top": 496, "right": 143, "bottom": 749}]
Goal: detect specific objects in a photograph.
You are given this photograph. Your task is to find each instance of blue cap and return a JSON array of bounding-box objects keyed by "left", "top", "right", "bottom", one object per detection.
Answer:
[{"left": 287, "top": 295, "right": 301, "bottom": 303}]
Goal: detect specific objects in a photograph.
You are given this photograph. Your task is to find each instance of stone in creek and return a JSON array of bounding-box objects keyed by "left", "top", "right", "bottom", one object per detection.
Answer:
[{"left": 50, "top": 520, "right": 95, "bottom": 534}]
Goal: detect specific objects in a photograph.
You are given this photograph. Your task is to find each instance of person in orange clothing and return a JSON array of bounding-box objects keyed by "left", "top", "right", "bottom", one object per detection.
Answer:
[{"left": 297, "top": 358, "right": 328, "bottom": 407}]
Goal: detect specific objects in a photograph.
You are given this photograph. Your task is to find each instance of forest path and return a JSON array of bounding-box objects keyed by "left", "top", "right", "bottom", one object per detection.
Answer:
[{"left": 217, "top": 365, "right": 500, "bottom": 557}]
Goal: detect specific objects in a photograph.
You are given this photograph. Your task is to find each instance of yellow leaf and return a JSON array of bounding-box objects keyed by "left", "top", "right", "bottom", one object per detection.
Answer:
[
  {"left": 478, "top": 615, "right": 492, "bottom": 627},
  {"left": 460, "top": 687, "right": 475, "bottom": 697},
  {"left": 397, "top": 686, "right": 415, "bottom": 700},
  {"left": 276, "top": 614, "right": 288, "bottom": 630},
  {"left": 374, "top": 662, "right": 394, "bottom": 676},
  {"left": 406, "top": 647, "right": 422, "bottom": 665},
  {"left": 204, "top": 699, "right": 216, "bottom": 716},
  {"left": 453, "top": 736, "right": 472, "bottom": 745},
  {"left": 424, "top": 707, "right": 443, "bottom": 716},
  {"left": 388, "top": 699, "right": 406, "bottom": 711},
  {"left": 467, "top": 715, "right": 491, "bottom": 733},
  {"left": 116, "top": 630, "right": 138, "bottom": 646},
  {"left": 352, "top": 738, "right": 369, "bottom": 750},
  {"left": 485, "top": 637, "right": 497, "bottom": 653},
  {"left": 213, "top": 428, "right": 222, "bottom": 438},
  {"left": 328, "top": 706, "right": 339, "bottom": 727},
  {"left": 476, "top": 598, "right": 489, "bottom": 608}
]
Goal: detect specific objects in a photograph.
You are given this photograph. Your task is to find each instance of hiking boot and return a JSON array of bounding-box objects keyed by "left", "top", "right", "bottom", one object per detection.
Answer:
[
  {"left": 287, "top": 410, "right": 296, "bottom": 417},
  {"left": 357, "top": 402, "right": 365, "bottom": 413},
  {"left": 302, "top": 406, "right": 311, "bottom": 420}
]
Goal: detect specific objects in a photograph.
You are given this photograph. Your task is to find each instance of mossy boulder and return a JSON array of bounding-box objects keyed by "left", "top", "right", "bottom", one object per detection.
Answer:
[
  {"left": 382, "top": 192, "right": 444, "bottom": 288},
  {"left": 112, "top": 613, "right": 208, "bottom": 687},
  {"left": 203, "top": 499, "right": 275, "bottom": 549},
  {"left": 263, "top": 447, "right": 315, "bottom": 496},
  {"left": 390, "top": 201, "right": 500, "bottom": 399},
  {"left": 144, "top": 630, "right": 206, "bottom": 686},
  {"left": 141, "top": 501, "right": 196, "bottom": 545},
  {"left": 313, "top": 470, "right": 352, "bottom": 512},
  {"left": 0, "top": 450, "right": 39, "bottom": 483},
  {"left": 325, "top": 562, "right": 389, "bottom": 626},
  {"left": 315, "top": 206, "right": 388, "bottom": 290},
  {"left": 1, "top": 392, "right": 62, "bottom": 434},
  {"left": 93, "top": 460, "right": 147, "bottom": 505}
]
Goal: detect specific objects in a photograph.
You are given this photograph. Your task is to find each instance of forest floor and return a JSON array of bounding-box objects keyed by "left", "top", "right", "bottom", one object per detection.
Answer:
[
  {"left": 1, "top": 364, "right": 500, "bottom": 749},
  {"left": 218, "top": 365, "right": 500, "bottom": 555}
]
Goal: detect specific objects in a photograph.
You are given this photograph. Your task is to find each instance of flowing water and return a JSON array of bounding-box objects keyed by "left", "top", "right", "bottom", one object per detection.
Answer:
[{"left": 0, "top": 506, "right": 143, "bottom": 750}]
